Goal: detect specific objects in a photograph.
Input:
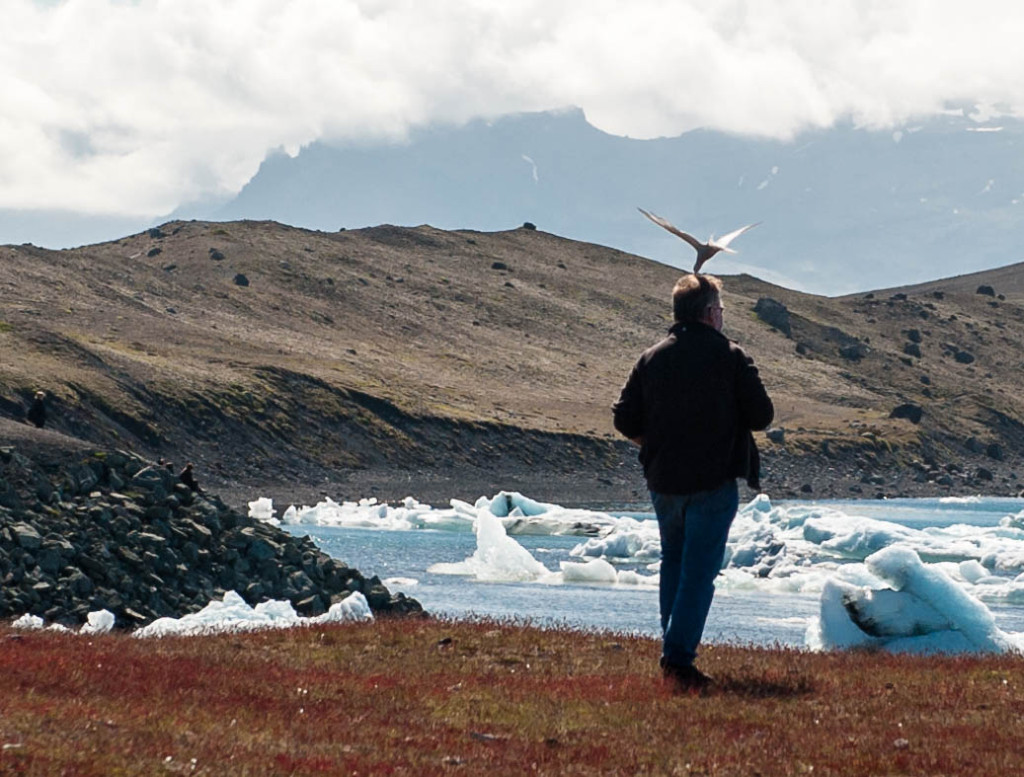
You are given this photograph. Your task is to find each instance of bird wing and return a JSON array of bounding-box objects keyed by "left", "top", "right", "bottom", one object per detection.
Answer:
[
  {"left": 637, "top": 208, "right": 704, "bottom": 251},
  {"left": 709, "top": 222, "right": 761, "bottom": 251}
]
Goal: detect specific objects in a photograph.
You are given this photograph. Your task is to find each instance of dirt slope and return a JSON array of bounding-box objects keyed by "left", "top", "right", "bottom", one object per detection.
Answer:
[{"left": 2, "top": 220, "right": 1023, "bottom": 505}]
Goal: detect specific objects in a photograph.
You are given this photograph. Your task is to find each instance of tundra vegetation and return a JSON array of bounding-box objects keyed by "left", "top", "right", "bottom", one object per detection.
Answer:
[{"left": 1, "top": 617, "right": 1021, "bottom": 776}]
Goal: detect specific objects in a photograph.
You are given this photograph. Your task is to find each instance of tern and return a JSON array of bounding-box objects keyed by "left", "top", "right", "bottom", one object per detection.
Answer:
[{"left": 638, "top": 207, "right": 760, "bottom": 273}]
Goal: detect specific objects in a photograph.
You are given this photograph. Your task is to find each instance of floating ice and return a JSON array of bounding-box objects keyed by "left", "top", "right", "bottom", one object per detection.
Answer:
[
  {"left": 560, "top": 558, "right": 618, "bottom": 584},
  {"left": 429, "top": 509, "right": 550, "bottom": 582},
  {"left": 264, "top": 490, "right": 626, "bottom": 536},
  {"left": 809, "top": 546, "right": 1022, "bottom": 654},
  {"left": 247, "top": 497, "right": 277, "bottom": 524}
]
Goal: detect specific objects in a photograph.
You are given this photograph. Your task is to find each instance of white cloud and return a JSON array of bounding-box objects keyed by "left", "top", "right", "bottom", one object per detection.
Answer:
[{"left": 6, "top": 0, "right": 1024, "bottom": 215}]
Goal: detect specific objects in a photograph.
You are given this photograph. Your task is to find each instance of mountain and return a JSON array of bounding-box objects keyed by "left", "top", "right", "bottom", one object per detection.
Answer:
[
  {"left": 213, "top": 108, "right": 1024, "bottom": 295},
  {"left": 1, "top": 220, "right": 1022, "bottom": 507}
]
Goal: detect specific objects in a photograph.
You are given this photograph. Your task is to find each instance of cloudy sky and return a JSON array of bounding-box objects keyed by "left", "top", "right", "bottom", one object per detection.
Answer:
[{"left": 6, "top": 0, "right": 1024, "bottom": 219}]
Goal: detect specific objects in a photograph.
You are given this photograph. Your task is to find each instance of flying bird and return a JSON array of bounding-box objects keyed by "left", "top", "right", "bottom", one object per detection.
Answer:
[{"left": 638, "top": 207, "right": 760, "bottom": 273}]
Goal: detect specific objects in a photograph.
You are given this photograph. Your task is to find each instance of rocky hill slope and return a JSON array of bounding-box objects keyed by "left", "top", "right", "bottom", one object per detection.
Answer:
[
  {"left": 0, "top": 435, "right": 421, "bottom": 628},
  {"left": 2, "top": 220, "right": 1023, "bottom": 504}
]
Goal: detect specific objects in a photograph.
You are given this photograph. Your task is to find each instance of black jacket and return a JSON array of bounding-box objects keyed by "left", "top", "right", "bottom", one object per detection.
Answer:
[{"left": 612, "top": 321, "right": 774, "bottom": 495}]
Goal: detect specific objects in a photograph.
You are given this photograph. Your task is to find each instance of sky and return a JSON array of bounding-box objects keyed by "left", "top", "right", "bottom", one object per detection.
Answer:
[{"left": 7, "top": 0, "right": 1024, "bottom": 221}]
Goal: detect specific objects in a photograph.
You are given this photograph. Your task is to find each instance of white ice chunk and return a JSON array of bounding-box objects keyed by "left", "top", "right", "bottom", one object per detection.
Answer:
[
  {"left": 428, "top": 509, "right": 549, "bottom": 582},
  {"left": 80, "top": 609, "right": 115, "bottom": 634},
  {"left": 12, "top": 613, "right": 44, "bottom": 630},
  {"left": 810, "top": 546, "right": 1017, "bottom": 654},
  {"left": 248, "top": 497, "right": 277, "bottom": 525},
  {"left": 560, "top": 558, "right": 618, "bottom": 584},
  {"left": 134, "top": 590, "right": 372, "bottom": 638},
  {"left": 311, "top": 592, "right": 373, "bottom": 623}
]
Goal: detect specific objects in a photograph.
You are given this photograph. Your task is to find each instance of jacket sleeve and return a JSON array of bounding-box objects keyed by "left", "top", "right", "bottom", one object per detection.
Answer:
[
  {"left": 612, "top": 359, "right": 645, "bottom": 440},
  {"left": 734, "top": 349, "right": 774, "bottom": 432}
]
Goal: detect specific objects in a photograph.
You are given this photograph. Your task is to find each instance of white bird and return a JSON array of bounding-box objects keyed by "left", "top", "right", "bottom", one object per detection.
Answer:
[{"left": 638, "top": 207, "right": 760, "bottom": 273}]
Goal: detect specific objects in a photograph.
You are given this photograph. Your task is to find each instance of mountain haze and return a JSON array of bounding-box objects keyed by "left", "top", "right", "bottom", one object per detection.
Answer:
[{"left": 214, "top": 108, "right": 1024, "bottom": 295}]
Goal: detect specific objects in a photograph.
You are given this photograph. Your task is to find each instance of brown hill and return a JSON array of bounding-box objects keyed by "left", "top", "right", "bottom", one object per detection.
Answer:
[{"left": 2, "top": 220, "right": 1023, "bottom": 507}]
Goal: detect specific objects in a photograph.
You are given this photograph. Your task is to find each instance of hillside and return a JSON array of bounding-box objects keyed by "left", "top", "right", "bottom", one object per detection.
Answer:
[{"left": 2, "top": 220, "right": 1023, "bottom": 507}]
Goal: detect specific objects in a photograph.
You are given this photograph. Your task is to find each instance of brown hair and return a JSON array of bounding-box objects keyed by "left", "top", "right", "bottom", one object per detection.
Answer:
[{"left": 672, "top": 273, "right": 722, "bottom": 323}]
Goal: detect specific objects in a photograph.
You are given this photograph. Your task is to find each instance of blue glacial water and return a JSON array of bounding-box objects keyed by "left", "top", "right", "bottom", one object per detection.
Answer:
[{"left": 283, "top": 497, "right": 1024, "bottom": 648}]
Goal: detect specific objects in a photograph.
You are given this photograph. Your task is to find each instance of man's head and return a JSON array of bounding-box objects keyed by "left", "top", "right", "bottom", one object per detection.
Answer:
[{"left": 672, "top": 273, "right": 723, "bottom": 330}]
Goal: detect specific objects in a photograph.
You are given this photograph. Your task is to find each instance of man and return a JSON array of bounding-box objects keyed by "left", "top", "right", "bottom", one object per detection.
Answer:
[
  {"left": 612, "top": 273, "right": 774, "bottom": 691},
  {"left": 179, "top": 462, "right": 204, "bottom": 494},
  {"left": 26, "top": 391, "right": 46, "bottom": 429}
]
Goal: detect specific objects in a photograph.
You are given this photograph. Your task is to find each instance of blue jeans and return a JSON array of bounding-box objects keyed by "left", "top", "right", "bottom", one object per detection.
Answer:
[{"left": 651, "top": 481, "right": 739, "bottom": 667}]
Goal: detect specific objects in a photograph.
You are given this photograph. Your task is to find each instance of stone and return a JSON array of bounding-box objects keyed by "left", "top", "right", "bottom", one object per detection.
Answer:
[
  {"left": 976, "top": 285, "right": 996, "bottom": 297},
  {"left": 753, "top": 298, "right": 792, "bottom": 337},
  {"left": 889, "top": 403, "right": 923, "bottom": 424},
  {"left": 839, "top": 342, "right": 869, "bottom": 361},
  {"left": 986, "top": 443, "right": 1005, "bottom": 461},
  {"left": 954, "top": 350, "right": 975, "bottom": 364},
  {"left": 902, "top": 342, "right": 921, "bottom": 358},
  {"left": 906, "top": 329, "right": 923, "bottom": 343},
  {"left": 12, "top": 523, "right": 42, "bottom": 551},
  {"left": 766, "top": 428, "right": 785, "bottom": 444},
  {"left": 233, "top": 273, "right": 249, "bottom": 287}
]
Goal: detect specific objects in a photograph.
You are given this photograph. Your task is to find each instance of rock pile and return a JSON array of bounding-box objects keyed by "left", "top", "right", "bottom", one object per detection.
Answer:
[{"left": 0, "top": 446, "right": 422, "bottom": 629}]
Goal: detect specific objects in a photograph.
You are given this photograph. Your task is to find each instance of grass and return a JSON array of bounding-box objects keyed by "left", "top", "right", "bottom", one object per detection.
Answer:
[{"left": 1, "top": 619, "right": 1022, "bottom": 775}]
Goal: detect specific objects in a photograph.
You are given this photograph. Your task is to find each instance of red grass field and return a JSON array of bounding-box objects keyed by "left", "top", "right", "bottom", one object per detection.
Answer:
[{"left": 1, "top": 617, "right": 1022, "bottom": 775}]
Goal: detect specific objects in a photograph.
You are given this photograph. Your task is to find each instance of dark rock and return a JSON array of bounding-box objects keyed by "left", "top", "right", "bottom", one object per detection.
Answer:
[
  {"left": 902, "top": 342, "right": 921, "bottom": 358},
  {"left": 12, "top": 523, "right": 42, "bottom": 551},
  {"left": 146, "top": 247, "right": 162, "bottom": 258},
  {"left": 766, "top": 428, "right": 785, "bottom": 444},
  {"left": 522, "top": 222, "right": 537, "bottom": 230},
  {"left": 976, "top": 468, "right": 994, "bottom": 481},
  {"left": 976, "top": 285, "right": 996, "bottom": 297},
  {"left": 890, "top": 293, "right": 908, "bottom": 301},
  {"left": 233, "top": 273, "right": 250, "bottom": 287},
  {"left": 753, "top": 298, "right": 792, "bottom": 337},
  {"left": 986, "top": 443, "right": 1005, "bottom": 461},
  {"left": 0, "top": 445, "right": 421, "bottom": 629},
  {"left": 800, "top": 484, "right": 813, "bottom": 494},
  {"left": 209, "top": 248, "right": 225, "bottom": 261},
  {"left": 148, "top": 228, "right": 166, "bottom": 239},
  {"left": 839, "top": 342, "right": 869, "bottom": 361},
  {"left": 491, "top": 261, "right": 509, "bottom": 271},
  {"left": 889, "top": 404, "right": 923, "bottom": 424},
  {"left": 906, "top": 329, "right": 923, "bottom": 343},
  {"left": 954, "top": 350, "right": 975, "bottom": 364}
]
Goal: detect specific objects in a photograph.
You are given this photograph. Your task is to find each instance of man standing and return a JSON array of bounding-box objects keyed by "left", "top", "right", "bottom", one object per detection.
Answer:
[
  {"left": 612, "top": 274, "right": 773, "bottom": 691},
  {"left": 26, "top": 391, "right": 46, "bottom": 429}
]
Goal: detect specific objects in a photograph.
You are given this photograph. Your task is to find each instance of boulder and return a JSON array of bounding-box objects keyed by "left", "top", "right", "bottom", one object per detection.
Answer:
[
  {"left": 753, "top": 298, "right": 792, "bottom": 337},
  {"left": 839, "top": 342, "right": 869, "bottom": 361},
  {"left": 889, "top": 403, "right": 924, "bottom": 424}
]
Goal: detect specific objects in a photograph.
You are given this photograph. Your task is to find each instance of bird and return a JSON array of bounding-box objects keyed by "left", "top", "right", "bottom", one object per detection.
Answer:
[{"left": 638, "top": 207, "right": 760, "bottom": 273}]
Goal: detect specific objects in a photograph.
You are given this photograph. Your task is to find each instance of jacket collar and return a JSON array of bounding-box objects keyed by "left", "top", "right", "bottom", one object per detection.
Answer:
[{"left": 669, "top": 320, "right": 721, "bottom": 337}]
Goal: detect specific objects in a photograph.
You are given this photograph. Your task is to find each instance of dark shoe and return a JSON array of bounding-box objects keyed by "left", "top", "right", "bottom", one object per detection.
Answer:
[{"left": 661, "top": 659, "right": 713, "bottom": 693}]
